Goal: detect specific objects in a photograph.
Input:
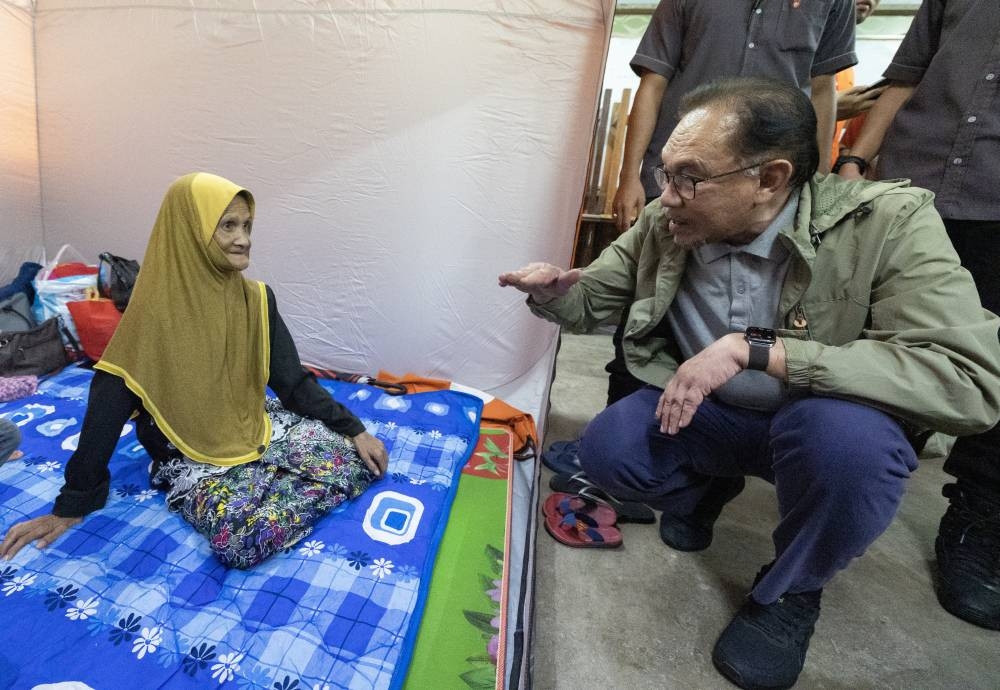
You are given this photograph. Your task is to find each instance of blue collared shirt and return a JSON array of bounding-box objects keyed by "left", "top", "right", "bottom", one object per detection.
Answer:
[{"left": 665, "top": 195, "right": 798, "bottom": 411}]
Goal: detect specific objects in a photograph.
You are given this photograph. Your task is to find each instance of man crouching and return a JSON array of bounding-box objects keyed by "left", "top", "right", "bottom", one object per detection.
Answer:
[{"left": 499, "top": 77, "right": 1000, "bottom": 689}]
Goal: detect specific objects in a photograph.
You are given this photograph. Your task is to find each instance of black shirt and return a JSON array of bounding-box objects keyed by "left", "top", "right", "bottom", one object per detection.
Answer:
[
  {"left": 879, "top": 0, "right": 1000, "bottom": 221},
  {"left": 53, "top": 286, "right": 365, "bottom": 517}
]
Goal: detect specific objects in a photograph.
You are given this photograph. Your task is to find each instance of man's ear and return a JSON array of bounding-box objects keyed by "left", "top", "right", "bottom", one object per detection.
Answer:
[{"left": 755, "top": 159, "right": 794, "bottom": 202}]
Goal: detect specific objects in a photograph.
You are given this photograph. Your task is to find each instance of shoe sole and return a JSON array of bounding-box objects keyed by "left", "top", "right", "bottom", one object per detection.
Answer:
[{"left": 711, "top": 650, "right": 796, "bottom": 690}]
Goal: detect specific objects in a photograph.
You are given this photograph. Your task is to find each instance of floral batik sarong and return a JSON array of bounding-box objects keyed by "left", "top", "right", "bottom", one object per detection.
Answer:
[{"left": 151, "top": 399, "right": 375, "bottom": 568}]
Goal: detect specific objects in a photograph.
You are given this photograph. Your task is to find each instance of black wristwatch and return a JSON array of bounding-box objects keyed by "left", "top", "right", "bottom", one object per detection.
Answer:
[
  {"left": 832, "top": 154, "right": 869, "bottom": 175},
  {"left": 744, "top": 326, "right": 776, "bottom": 371}
]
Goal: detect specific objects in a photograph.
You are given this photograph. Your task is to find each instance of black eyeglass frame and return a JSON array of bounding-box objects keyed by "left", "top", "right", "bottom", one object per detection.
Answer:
[{"left": 652, "top": 161, "right": 768, "bottom": 200}]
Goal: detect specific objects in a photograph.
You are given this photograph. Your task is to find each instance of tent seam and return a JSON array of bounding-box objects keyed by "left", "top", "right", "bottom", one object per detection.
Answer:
[{"left": 31, "top": 0, "right": 46, "bottom": 251}]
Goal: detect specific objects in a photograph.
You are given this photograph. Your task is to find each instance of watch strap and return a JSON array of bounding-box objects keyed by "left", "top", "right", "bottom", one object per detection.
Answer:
[
  {"left": 832, "top": 154, "right": 869, "bottom": 175},
  {"left": 747, "top": 342, "right": 771, "bottom": 371}
]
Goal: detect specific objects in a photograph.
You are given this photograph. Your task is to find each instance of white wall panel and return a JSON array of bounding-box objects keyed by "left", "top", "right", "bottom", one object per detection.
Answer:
[
  {"left": 0, "top": 0, "right": 44, "bottom": 283},
  {"left": 33, "top": 0, "right": 613, "bottom": 390}
]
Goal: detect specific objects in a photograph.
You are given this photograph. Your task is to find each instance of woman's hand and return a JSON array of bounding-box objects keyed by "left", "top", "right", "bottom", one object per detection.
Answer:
[
  {"left": 352, "top": 431, "right": 388, "bottom": 477},
  {"left": 0, "top": 514, "right": 82, "bottom": 560}
]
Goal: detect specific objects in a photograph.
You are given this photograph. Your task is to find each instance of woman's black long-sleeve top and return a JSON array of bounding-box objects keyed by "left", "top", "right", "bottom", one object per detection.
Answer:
[{"left": 52, "top": 286, "right": 365, "bottom": 518}]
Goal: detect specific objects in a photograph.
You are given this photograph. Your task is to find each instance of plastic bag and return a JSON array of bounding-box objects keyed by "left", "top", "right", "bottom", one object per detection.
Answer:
[{"left": 32, "top": 244, "right": 98, "bottom": 346}]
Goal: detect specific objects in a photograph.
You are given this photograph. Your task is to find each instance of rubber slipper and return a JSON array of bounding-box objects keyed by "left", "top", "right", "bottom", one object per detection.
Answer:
[
  {"left": 544, "top": 511, "right": 623, "bottom": 549},
  {"left": 541, "top": 491, "right": 617, "bottom": 526},
  {"left": 541, "top": 439, "right": 582, "bottom": 474},
  {"left": 549, "top": 472, "right": 656, "bottom": 525}
]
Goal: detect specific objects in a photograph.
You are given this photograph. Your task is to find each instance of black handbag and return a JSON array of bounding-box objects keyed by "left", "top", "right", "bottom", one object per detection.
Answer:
[
  {"left": 0, "top": 317, "right": 70, "bottom": 376},
  {"left": 98, "top": 252, "right": 140, "bottom": 312}
]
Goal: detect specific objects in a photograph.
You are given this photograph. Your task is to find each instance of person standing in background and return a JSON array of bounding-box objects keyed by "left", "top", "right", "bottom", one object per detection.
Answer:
[
  {"left": 836, "top": 0, "right": 1000, "bottom": 631},
  {"left": 603, "top": 0, "right": 857, "bottom": 410},
  {"left": 611, "top": 0, "right": 857, "bottom": 236}
]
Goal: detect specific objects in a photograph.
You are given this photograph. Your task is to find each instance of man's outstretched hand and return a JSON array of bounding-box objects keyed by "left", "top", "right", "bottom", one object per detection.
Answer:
[{"left": 498, "top": 262, "right": 583, "bottom": 304}]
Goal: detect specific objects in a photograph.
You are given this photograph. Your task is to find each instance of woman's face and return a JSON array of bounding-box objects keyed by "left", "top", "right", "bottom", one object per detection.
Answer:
[{"left": 213, "top": 195, "right": 253, "bottom": 271}]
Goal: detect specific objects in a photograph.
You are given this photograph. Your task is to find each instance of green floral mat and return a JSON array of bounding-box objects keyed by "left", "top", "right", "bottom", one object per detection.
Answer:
[{"left": 404, "top": 427, "right": 511, "bottom": 689}]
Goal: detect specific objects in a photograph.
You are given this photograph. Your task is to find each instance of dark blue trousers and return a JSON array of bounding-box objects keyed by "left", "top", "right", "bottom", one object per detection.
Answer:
[{"left": 578, "top": 388, "right": 918, "bottom": 604}]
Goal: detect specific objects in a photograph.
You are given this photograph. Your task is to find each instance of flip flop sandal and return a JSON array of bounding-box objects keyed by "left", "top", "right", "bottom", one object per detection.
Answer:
[
  {"left": 544, "top": 511, "right": 623, "bottom": 549},
  {"left": 549, "top": 472, "right": 656, "bottom": 525},
  {"left": 541, "top": 439, "right": 582, "bottom": 474},
  {"left": 541, "top": 491, "right": 618, "bottom": 527}
]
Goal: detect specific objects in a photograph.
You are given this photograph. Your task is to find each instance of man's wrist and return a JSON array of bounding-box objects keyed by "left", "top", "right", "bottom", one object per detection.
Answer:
[
  {"left": 725, "top": 332, "right": 752, "bottom": 369},
  {"left": 617, "top": 169, "right": 640, "bottom": 187},
  {"left": 743, "top": 327, "right": 777, "bottom": 371},
  {"left": 832, "top": 154, "right": 869, "bottom": 175}
]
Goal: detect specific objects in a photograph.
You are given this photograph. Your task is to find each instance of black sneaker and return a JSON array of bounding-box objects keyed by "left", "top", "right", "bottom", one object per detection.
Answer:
[
  {"left": 659, "top": 476, "right": 745, "bottom": 551},
  {"left": 935, "top": 482, "right": 1000, "bottom": 630},
  {"left": 712, "top": 584, "right": 822, "bottom": 690}
]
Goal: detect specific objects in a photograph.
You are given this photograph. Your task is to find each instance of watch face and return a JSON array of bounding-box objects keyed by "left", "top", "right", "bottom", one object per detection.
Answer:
[{"left": 745, "top": 326, "right": 776, "bottom": 344}]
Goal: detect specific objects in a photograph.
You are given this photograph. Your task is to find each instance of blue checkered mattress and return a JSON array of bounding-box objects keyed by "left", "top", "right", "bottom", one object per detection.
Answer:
[{"left": 0, "top": 365, "right": 482, "bottom": 690}]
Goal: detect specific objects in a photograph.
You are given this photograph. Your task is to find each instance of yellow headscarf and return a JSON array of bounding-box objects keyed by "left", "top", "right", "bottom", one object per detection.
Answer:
[{"left": 96, "top": 172, "right": 271, "bottom": 466}]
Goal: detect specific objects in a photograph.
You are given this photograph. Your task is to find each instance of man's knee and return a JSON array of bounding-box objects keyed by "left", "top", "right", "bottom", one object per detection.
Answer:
[
  {"left": 771, "top": 397, "right": 917, "bottom": 491},
  {"left": 578, "top": 387, "right": 661, "bottom": 488}
]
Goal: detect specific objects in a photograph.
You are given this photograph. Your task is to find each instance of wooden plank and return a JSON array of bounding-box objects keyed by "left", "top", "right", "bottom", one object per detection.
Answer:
[
  {"left": 587, "top": 88, "right": 613, "bottom": 214},
  {"left": 602, "top": 87, "right": 632, "bottom": 216}
]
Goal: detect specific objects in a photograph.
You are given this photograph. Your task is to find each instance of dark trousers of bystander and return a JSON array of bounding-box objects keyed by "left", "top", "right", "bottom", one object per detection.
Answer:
[
  {"left": 604, "top": 195, "right": 661, "bottom": 407},
  {"left": 942, "top": 220, "right": 1000, "bottom": 488}
]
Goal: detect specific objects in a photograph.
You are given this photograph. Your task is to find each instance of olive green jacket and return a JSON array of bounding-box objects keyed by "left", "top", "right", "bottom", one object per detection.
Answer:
[{"left": 532, "top": 173, "right": 1000, "bottom": 438}]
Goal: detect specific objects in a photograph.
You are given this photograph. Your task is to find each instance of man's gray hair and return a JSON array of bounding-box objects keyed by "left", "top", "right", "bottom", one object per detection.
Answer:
[{"left": 678, "top": 77, "right": 819, "bottom": 188}]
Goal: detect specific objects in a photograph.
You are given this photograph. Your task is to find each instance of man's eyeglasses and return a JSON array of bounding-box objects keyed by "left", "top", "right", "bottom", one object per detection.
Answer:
[{"left": 653, "top": 161, "right": 766, "bottom": 200}]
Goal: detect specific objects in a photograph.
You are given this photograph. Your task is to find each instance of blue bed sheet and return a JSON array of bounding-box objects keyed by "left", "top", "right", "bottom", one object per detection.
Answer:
[{"left": 0, "top": 365, "right": 482, "bottom": 690}]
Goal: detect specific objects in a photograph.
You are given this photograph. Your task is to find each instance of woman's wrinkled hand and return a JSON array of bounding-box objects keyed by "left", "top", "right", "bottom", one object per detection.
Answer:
[
  {"left": 352, "top": 431, "right": 389, "bottom": 478},
  {"left": 0, "top": 514, "right": 82, "bottom": 561}
]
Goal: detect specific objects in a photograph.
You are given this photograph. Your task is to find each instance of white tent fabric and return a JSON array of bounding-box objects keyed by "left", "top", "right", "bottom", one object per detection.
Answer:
[
  {"left": 0, "top": 0, "right": 43, "bottom": 280},
  {"left": 2, "top": 6, "right": 613, "bottom": 685},
  {"left": 17, "top": 0, "right": 612, "bottom": 400}
]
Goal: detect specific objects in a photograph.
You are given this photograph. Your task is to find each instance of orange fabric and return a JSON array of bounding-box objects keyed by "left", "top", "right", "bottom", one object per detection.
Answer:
[
  {"left": 832, "top": 68, "right": 856, "bottom": 166},
  {"left": 377, "top": 370, "right": 538, "bottom": 457},
  {"left": 375, "top": 371, "right": 450, "bottom": 394},
  {"left": 839, "top": 112, "right": 867, "bottom": 151}
]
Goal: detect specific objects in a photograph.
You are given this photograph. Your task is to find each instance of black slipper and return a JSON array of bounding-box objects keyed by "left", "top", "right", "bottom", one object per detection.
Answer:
[{"left": 548, "top": 472, "right": 656, "bottom": 524}]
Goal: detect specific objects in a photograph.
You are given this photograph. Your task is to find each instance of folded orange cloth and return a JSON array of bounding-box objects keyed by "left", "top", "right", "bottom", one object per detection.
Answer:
[{"left": 377, "top": 371, "right": 537, "bottom": 459}]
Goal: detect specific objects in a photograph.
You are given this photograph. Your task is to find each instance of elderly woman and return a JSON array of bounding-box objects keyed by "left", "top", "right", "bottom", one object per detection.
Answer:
[{"left": 0, "top": 173, "right": 387, "bottom": 568}]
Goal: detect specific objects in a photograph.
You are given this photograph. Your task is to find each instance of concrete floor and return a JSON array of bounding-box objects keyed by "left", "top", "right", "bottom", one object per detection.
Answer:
[{"left": 531, "top": 332, "right": 998, "bottom": 690}]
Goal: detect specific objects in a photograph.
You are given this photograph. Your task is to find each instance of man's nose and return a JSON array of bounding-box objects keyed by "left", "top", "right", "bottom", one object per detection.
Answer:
[{"left": 659, "top": 180, "right": 682, "bottom": 208}]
